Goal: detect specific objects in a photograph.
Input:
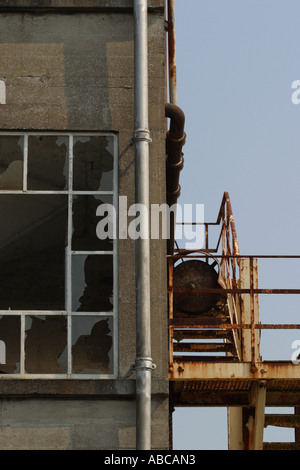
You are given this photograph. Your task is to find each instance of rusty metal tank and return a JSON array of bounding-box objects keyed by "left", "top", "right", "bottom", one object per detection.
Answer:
[{"left": 173, "top": 259, "right": 223, "bottom": 315}]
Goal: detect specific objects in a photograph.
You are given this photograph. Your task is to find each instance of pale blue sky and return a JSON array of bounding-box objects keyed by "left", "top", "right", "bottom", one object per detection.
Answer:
[{"left": 172, "top": 0, "right": 300, "bottom": 450}]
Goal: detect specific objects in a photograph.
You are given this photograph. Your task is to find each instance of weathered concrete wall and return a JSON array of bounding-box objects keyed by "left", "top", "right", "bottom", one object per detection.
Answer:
[
  {"left": 0, "top": 397, "right": 168, "bottom": 450},
  {"left": 0, "top": 4, "right": 168, "bottom": 450}
]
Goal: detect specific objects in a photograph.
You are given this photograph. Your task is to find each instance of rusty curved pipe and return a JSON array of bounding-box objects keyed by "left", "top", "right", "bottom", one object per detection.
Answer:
[{"left": 165, "top": 102, "right": 186, "bottom": 254}]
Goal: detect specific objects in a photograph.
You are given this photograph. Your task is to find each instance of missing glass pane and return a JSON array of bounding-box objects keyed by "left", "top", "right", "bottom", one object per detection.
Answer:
[
  {"left": 72, "top": 195, "right": 114, "bottom": 251},
  {"left": 25, "top": 315, "right": 68, "bottom": 374},
  {"left": 27, "top": 135, "right": 68, "bottom": 190},
  {"left": 72, "top": 316, "right": 113, "bottom": 374},
  {"left": 0, "top": 315, "right": 20, "bottom": 374},
  {"left": 0, "top": 195, "right": 67, "bottom": 310},
  {"left": 73, "top": 136, "right": 114, "bottom": 191},
  {"left": 0, "top": 135, "right": 23, "bottom": 190},
  {"left": 72, "top": 255, "right": 113, "bottom": 312}
]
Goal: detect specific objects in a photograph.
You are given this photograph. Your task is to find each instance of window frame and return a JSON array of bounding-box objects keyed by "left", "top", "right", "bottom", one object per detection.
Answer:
[{"left": 0, "top": 131, "right": 119, "bottom": 379}]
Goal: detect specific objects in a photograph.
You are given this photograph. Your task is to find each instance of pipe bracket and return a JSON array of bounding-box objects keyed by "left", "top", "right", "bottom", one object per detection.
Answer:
[
  {"left": 131, "top": 357, "right": 156, "bottom": 372},
  {"left": 132, "top": 128, "right": 152, "bottom": 144},
  {"left": 167, "top": 185, "right": 181, "bottom": 199},
  {"left": 166, "top": 131, "right": 186, "bottom": 146},
  {"left": 166, "top": 156, "right": 184, "bottom": 169}
]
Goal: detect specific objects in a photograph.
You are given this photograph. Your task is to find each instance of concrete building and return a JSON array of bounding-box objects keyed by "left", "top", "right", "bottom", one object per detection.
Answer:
[
  {"left": 1, "top": 0, "right": 299, "bottom": 452},
  {"left": 0, "top": 0, "right": 170, "bottom": 450}
]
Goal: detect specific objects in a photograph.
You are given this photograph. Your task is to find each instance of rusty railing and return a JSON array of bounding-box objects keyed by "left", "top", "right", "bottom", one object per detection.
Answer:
[{"left": 168, "top": 192, "right": 300, "bottom": 373}]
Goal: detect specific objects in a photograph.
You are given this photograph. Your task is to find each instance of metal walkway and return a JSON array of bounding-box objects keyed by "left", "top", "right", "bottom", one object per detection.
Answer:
[{"left": 168, "top": 192, "right": 300, "bottom": 450}]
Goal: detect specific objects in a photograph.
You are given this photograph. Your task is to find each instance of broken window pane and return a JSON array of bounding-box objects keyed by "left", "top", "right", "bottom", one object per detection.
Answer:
[
  {"left": 0, "top": 195, "right": 67, "bottom": 310},
  {"left": 72, "top": 255, "right": 113, "bottom": 312},
  {"left": 72, "top": 195, "right": 114, "bottom": 251},
  {"left": 72, "top": 316, "right": 113, "bottom": 374},
  {"left": 73, "top": 136, "right": 114, "bottom": 191},
  {"left": 0, "top": 135, "right": 23, "bottom": 190},
  {"left": 0, "top": 315, "right": 20, "bottom": 374},
  {"left": 0, "top": 133, "right": 116, "bottom": 377},
  {"left": 25, "top": 315, "right": 68, "bottom": 374},
  {"left": 27, "top": 135, "right": 68, "bottom": 190}
]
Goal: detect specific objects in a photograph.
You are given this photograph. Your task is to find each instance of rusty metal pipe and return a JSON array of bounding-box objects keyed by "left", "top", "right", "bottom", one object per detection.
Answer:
[
  {"left": 165, "top": 102, "right": 186, "bottom": 255},
  {"left": 167, "top": 0, "right": 177, "bottom": 105}
]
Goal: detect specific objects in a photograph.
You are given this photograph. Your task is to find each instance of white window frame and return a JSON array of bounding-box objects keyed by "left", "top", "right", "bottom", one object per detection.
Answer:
[{"left": 0, "top": 131, "right": 118, "bottom": 379}]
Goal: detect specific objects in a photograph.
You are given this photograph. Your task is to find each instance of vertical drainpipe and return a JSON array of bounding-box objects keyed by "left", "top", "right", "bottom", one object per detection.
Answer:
[{"left": 133, "top": 0, "right": 155, "bottom": 450}]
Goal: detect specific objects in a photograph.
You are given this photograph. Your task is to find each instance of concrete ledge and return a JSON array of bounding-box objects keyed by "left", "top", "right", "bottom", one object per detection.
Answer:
[
  {"left": 0, "top": 379, "right": 136, "bottom": 397},
  {"left": 0, "top": 0, "right": 164, "bottom": 11},
  {"left": 0, "top": 378, "right": 169, "bottom": 397}
]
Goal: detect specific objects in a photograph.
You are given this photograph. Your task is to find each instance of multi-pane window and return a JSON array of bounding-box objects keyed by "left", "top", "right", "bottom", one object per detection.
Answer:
[{"left": 0, "top": 133, "right": 118, "bottom": 378}]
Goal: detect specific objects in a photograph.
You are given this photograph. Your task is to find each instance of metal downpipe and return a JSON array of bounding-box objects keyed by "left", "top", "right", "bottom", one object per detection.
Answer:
[{"left": 133, "top": 0, "right": 154, "bottom": 450}]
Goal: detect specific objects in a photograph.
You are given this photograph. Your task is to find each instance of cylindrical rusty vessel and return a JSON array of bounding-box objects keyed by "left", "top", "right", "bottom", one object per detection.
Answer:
[{"left": 173, "top": 259, "right": 223, "bottom": 314}]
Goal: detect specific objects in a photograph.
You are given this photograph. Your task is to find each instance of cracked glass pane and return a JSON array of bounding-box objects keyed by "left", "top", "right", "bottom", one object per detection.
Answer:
[
  {"left": 0, "top": 195, "right": 67, "bottom": 310},
  {"left": 0, "top": 135, "right": 23, "bottom": 190},
  {"left": 72, "top": 195, "right": 114, "bottom": 251},
  {"left": 72, "top": 316, "right": 113, "bottom": 374},
  {"left": 73, "top": 136, "right": 114, "bottom": 191},
  {"left": 0, "top": 315, "right": 20, "bottom": 374},
  {"left": 72, "top": 255, "right": 114, "bottom": 312},
  {"left": 25, "top": 315, "right": 68, "bottom": 374},
  {"left": 27, "top": 135, "right": 68, "bottom": 190}
]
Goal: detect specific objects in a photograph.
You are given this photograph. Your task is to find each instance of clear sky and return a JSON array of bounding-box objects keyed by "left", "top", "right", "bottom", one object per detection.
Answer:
[{"left": 171, "top": 0, "right": 300, "bottom": 450}]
